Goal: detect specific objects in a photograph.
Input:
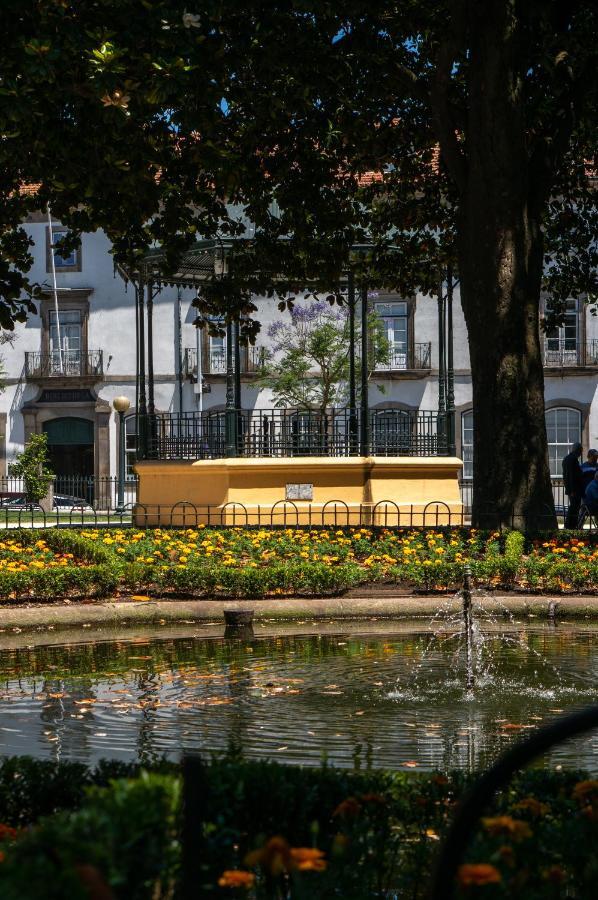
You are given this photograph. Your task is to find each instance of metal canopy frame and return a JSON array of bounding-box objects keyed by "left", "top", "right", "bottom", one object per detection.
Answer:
[{"left": 116, "top": 238, "right": 456, "bottom": 460}]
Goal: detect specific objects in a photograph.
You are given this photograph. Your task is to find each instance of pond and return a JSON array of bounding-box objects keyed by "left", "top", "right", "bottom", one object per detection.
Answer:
[{"left": 0, "top": 620, "right": 596, "bottom": 771}]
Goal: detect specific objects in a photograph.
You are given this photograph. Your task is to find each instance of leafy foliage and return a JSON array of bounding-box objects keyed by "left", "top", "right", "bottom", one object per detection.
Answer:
[
  {"left": 0, "top": 757, "right": 596, "bottom": 898},
  {"left": 7, "top": 434, "right": 54, "bottom": 504},
  {"left": 256, "top": 300, "right": 388, "bottom": 411}
]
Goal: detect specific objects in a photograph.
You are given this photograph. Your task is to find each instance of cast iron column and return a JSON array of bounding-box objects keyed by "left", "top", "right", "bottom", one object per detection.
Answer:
[
  {"left": 446, "top": 265, "right": 456, "bottom": 456},
  {"left": 116, "top": 408, "right": 126, "bottom": 513},
  {"left": 137, "top": 269, "right": 148, "bottom": 459},
  {"left": 348, "top": 271, "right": 358, "bottom": 454},
  {"left": 225, "top": 320, "right": 237, "bottom": 456},
  {"left": 437, "top": 275, "right": 447, "bottom": 454},
  {"left": 146, "top": 281, "right": 157, "bottom": 457},
  {"left": 359, "top": 284, "right": 370, "bottom": 456},
  {"left": 233, "top": 320, "right": 242, "bottom": 454}
]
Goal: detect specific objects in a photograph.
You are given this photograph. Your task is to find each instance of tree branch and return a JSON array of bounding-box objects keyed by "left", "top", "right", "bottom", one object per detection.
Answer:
[{"left": 427, "top": 2, "right": 468, "bottom": 193}]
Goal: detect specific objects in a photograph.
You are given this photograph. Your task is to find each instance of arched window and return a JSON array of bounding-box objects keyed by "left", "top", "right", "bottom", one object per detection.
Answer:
[
  {"left": 461, "top": 411, "right": 474, "bottom": 479},
  {"left": 545, "top": 407, "right": 582, "bottom": 477}
]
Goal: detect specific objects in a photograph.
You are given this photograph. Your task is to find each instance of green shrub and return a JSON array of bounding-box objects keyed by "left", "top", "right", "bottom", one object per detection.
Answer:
[{"left": 0, "top": 757, "right": 596, "bottom": 899}]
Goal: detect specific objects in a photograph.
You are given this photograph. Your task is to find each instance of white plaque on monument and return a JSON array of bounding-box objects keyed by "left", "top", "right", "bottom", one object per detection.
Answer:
[{"left": 285, "top": 483, "right": 313, "bottom": 500}]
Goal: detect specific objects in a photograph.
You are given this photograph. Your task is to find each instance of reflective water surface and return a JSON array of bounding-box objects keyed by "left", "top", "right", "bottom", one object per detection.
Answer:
[{"left": 0, "top": 621, "right": 596, "bottom": 771}]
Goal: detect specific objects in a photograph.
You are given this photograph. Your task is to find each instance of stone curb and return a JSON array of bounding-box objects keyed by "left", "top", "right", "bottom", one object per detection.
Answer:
[{"left": 0, "top": 594, "right": 597, "bottom": 632}]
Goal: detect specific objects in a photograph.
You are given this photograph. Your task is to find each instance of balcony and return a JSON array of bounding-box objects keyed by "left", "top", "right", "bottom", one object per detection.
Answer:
[
  {"left": 184, "top": 345, "right": 267, "bottom": 378},
  {"left": 374, "top": 342, "right": 432, "bottom": 372},
  {"left": 542, "top": 340, "right": 598, "bottom": 368},
  {"left": 144, "top": 408, "right": 450, "bottom": 460},
  {"left": 25, "top": 350, "right": 103, "bottom": 380}
]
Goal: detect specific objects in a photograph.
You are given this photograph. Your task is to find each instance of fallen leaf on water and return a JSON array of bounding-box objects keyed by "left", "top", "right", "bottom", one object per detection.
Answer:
[
  {"left": 402, "top": 761, "right": 419, "bottom": 768},
  {"left": 354, "top": 710, "right": 365, "bottom": 716},
  {"left": 275, "top": 746, "right": 288, "bottom": 751},
  {"left": 128, "top": 656, "right": 153, "bottom": 660}
]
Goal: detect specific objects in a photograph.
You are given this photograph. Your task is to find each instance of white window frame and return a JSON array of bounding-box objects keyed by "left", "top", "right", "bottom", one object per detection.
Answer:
[{"left": 545, "top": 407, "right": 582, "bottom": 478}]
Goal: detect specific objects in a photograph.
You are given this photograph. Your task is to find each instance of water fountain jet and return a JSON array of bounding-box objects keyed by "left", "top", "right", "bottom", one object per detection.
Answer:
[{"left": 462, "top": 564, "right": 475, "bottom": 690}]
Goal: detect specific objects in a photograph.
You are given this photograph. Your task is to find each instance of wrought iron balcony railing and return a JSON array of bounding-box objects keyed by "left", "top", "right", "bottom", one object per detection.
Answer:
[
  {"left": 374, "top": 342, "right": 432, "bottom": 371},
  {"left": 542, "top": 339, "right": 598, "bottom": 367},
  {"left": 24, "top": 350, "right": 103, "bottom": 379},
  {"left": 184, "top": 346, "right": 267, "bottom": 377},
  {"left": 143, "top": 407, "right": 451, "bottom": 460}
]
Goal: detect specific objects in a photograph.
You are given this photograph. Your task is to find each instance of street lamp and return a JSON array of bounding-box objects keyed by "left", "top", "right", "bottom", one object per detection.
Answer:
[{"left": 113, "top": 395, "right": 131, "bottom": 514}]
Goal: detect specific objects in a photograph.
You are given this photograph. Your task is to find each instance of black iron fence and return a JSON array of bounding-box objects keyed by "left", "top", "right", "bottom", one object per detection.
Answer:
[
  {"left": 0, "top": 475, "right": 138, "bottom": 510},
  {"left": 146, "top": 408, "right": 451, "bottom": 460},
  {"left": 0, "top": 498, "right": 593, "bottom": 530},
  {"left": 459, "top": 478, "right": 567, "bottom": 516}
]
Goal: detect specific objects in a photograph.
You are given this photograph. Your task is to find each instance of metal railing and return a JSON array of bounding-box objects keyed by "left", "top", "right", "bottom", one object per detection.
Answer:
[
  {"left": 24, "top": 350, "right": 103, "bottom": 379},
  {"left": 184, "top": 346, "right": 266, "bottom": 377},
  {"left": 375, "top": 342, "right": 432, "bottom": 371},
  {"left": 146, "top": 408, "right": 451, "bottom": 460},
  {"left": 542, "top": 339, "right": 598, "bottom": 367},
  {"left": 0, "top": 474, "right": 137, "bottom": 510},
  {"left": 0, "top": 498, "right": 595, "bottom": 530},
  {"left": 460, "top": 478, "right": 567, "bottom": 518}
]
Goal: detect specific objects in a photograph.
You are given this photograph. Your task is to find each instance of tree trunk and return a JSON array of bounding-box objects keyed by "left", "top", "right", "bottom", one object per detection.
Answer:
[{"left": 454, "top": 1, "right": 556, "bottom": 530}]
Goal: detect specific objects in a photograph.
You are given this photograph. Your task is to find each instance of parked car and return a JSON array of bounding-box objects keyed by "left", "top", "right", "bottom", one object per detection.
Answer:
[{"left": 0, "top": 494, "right": 93, "bottom": 513}]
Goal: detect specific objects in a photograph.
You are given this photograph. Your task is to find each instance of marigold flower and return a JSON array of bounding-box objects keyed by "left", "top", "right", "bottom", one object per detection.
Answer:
[
  {"left": 511, "top": 797, "right": 549, "bottom": 817},
  {"left": 458, "top": 863, "right": 502, "bottom": 887},
  {"left": 217, "top": 870, "right": 255, "bottom": 889},
  {"left": 572, "top": 779, "right": 598, "bottom": 802},
  {"left": 543, "top": 865, "right": 565, "bottom": 884},
  {"left": 0, "top": 824, "right": 17, "bottom": 842},
  {"left": 245, "top": 836, "right": 292, "bottom": 875},
  {"left": 481, "top": 815, "right": 532, "bottom": 841},
  {"left": 290, "top": 847, "right": 327, "bottom": 871},
  {"left": 332, "top": 797, "right": 362, "bottom": 818}
]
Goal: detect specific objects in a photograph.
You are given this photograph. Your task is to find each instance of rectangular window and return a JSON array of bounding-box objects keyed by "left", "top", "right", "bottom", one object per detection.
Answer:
[
  {"left": 375, "top": 301, "right": 408, "bottom": 369},
  {"left": 49, "top": 310, "right": 82, "bottom": 374},
  {"left": 544, "top": 299, "right": 578, "bottom": 364},
  {"left": 209, "top": 334, "right": 226, "bottom": 373},
  {"left": 46, "top": 227, "right": 81, "bottom": 272}
]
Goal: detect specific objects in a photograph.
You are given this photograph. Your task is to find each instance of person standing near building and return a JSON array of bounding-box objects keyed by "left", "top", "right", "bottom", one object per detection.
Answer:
[
  {"left": 562, "top": 442, "right": 584, "bottom": 528},
  {"left": 581, "top": 448, "right": 598, "bottom": 489}
]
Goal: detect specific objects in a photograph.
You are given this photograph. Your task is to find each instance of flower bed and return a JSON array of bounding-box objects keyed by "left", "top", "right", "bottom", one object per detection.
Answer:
[
  {"left": 0, "top": 527, "right": 598, "bottom": 601},
  {"left": 0, "top": 756, "right": 596, "bottom": 898}
]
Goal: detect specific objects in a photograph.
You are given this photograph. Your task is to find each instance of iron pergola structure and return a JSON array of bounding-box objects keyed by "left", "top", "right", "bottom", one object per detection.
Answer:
[{"left": 117, "top": 238, "right": 457, "bottom": 461}]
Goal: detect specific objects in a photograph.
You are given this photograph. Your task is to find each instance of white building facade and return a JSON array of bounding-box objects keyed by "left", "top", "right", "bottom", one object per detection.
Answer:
[{"left": 1, "top": 215, "right": 597, "bottom": 504}]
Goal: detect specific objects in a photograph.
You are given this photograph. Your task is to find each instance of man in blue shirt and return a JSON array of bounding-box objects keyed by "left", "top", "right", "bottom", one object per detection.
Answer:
[
  {"left": 581, "top": 449, "right": 598, "bottom": 490},
  {"left": 585, "top": 471, "right": 598, "bottom": 517}
]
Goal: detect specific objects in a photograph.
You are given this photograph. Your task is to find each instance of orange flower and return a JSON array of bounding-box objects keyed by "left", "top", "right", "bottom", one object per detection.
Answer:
[
  {"left": 458, "top": 863, "right": 502, "bottom": 887},
  {"left": 0, "top": 824, "right": 17, "bottom": 842},
  {"left": 290, "top": 847, "right": 327, "bottom": 872},
  {"left": 511, "top": 797, "right": 550, "bottom": 817},
  {"left": 481, "top": 815, "right": 532, "bottom": 841},
  {"left": 332, "top": 797, "right": 362, "bottom": 818},
  {"left": 573, "top": 780, "right": 598, "bottom": 802},
  {"left": 218, "top": 870, "right": 255, "bottom": 889},
  {"left": 245, "top": 836, "right": 292, "bottom": 876},
  {"left": 543, "top": 865, "right": 566, "bottom": 884}
]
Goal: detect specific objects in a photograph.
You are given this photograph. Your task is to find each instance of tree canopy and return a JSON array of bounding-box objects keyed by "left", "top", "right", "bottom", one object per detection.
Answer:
[{"left": 2, "top": 1, "right": 598, "bottom": 523}]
